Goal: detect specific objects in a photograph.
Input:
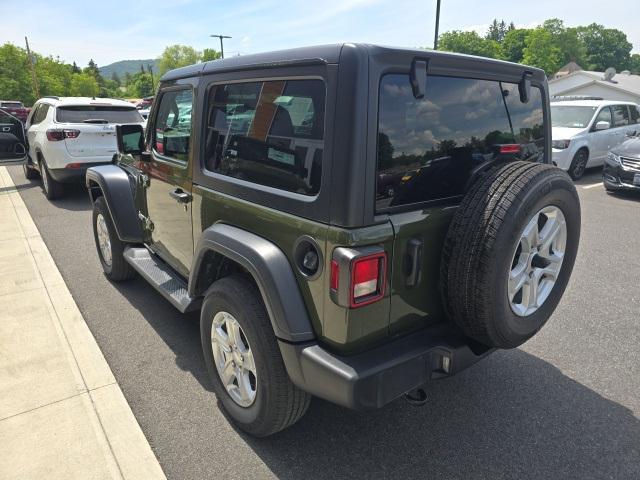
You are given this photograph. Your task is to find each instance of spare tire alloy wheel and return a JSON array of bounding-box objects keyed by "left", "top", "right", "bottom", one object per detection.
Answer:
[
  {"left": 508, "top": 206, "right": 566, "bottom": 317},
  {"left": 441, "top": 161, "right": 580, "bottom": 349},
  {"left": 210, "top": 311, "right": 257, "bottom": 407}
]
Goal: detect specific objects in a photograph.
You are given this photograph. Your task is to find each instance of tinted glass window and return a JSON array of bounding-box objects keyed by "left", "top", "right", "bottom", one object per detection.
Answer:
[
  {"left": 377, "top": 75, "right": 545, "bottom": 210},
  {"left": 551, "top": 105, "right": 597, "bottom": 128},
  {"left": 31, "top": 104, "right": 49, "bottom": 124},
  {"left": 629, "top": 105, "right": 640, "bottom": 124},
  {"left": 204, "top": 79, "right": 325, "bottom": 195},
  {"left": 1, "top": 102, "right": 23, "bottom": 109},
  {"left": 611, "top": 105, "right": 630, "bottom": 127},
  {"left": 56, "top": 106, "right": 142, "bottom": 124},
  {"left": 593, "top": 107, "right": 613, "bottom": 126},
  {"left": 153, "top": 89, "right": 193, "bottom": 162}
]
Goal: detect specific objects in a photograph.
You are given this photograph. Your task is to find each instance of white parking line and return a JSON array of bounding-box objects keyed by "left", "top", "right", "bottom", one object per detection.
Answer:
[{"left": 582, "top": 182, "right": 602, "bottom": 190}]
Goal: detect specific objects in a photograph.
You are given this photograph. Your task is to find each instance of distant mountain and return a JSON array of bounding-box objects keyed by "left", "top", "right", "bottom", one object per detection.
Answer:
[{"left": 99, "top": 59, "right": 160, "bottom": 79}]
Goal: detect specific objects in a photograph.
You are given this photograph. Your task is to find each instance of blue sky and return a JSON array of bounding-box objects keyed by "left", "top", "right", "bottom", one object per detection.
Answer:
[{"left": 1, "top": 0, "right": 638, "bottom": 66}]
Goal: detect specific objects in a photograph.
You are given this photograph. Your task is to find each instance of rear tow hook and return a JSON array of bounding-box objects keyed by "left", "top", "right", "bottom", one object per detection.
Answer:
[{"left": 405, "top": 388, "right": 428, "bottom": 406}]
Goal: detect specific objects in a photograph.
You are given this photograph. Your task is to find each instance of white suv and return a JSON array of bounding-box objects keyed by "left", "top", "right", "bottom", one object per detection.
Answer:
[
  {"left": 24, "top": 97, "right": 145, "bottom": 199},
  {"left": 551, "top": 99, "right": 640, "bottom": 180}
]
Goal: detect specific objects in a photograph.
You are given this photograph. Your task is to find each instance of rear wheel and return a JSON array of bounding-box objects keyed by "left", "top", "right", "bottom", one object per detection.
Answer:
[
  {"left": 39, "top": 157, "right": 64, "bottom": 199},
  {"left": 201, "top": 275, "right": 310, "bottom": 437},
  {"left": 441, "top": 161, "right": 580, "bottom": 349},
  {"left": 568, "top": 149, "right": 588, "bottom": 180}
]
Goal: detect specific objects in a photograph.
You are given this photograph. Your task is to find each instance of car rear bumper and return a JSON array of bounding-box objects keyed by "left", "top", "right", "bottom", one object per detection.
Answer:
[
  {"left": 48, "top": 161, "right": 113, "bottom": 183},
  {"left": 278, "top": 324, "right": 493, "bottom": 410}
]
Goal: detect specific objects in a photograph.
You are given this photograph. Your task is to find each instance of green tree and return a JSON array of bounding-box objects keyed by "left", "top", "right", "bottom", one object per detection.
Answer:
[
  {"left": 629, "top": 54, "right": 640, "bottom": 75},
  {"left": 486, "top": 19, "right": 509, "bottom": 42},
  {"left": 202, "top": 48, "right": 222, "bottom": 62},
  {"left": 542, "top": 19, "right": 587, "bottom": 66},
  {"left": 130, "top": 72, "right": 153, "bottom": 97},
  {"left": 438, "top": 31, "right": 503, "bottom": 59},
  {"left": 70, "top": 72, "right": 99, "bottom": 96},
  {"left": 158, "top": 45, "right": 201, "bottom": 74},
  {"left": 71, "top": 61, "right": 81, "bottom": 73},
  {"left": 111, "top": 72, "right": 121, "bottom": 86},
  {"left": 0, "top": 43, "right": 35, "bottom": 104},
  {"left": 522, "top": 28, "right": 562, "bottom": 75},
  {"left": 576, "top": 23, "right": 632, "bottom": 70},
  {"left": 502, "top": 28, "right": 529, "bottom": 63}
]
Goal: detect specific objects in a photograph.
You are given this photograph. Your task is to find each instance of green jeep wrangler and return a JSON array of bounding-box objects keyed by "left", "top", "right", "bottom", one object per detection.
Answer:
[{"left": 86, "top": 44, "right": 580, "bottom": 437}]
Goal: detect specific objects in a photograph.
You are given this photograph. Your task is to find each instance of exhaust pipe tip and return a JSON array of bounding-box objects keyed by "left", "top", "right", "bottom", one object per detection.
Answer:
[{"left": 405, "top": 388, "right": 428, "bottom": 406}]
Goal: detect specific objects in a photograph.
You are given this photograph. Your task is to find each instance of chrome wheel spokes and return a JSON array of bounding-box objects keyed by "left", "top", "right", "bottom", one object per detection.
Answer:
[{"left": 96, "top": 213, "right": 112, "bottom": 266}]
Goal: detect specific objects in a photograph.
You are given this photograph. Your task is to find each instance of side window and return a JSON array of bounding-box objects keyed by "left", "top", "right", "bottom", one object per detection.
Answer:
[
  {"left": 31, "top": 104, "right": 49, "bottom": 125},
  {"left": 594, "top": 107, "right": 613, "bottom": 127},
  {"left": 204, "top": 79, "right": 325, "bottom": 195},
  {"left": 611, "top": 105, "right": 630, "bottom": 127},
  {"left": 629, "top": 105, "right": 640, "bottom": 124},
  {"left": 376, "top": 74, "right": 545, "bottom": 210},
  {"left": 153, "top": 89, "right": 193, "bottom": 162}
]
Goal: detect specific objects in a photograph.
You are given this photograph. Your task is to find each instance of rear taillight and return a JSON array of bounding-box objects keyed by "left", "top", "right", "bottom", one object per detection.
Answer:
[
  {"left": 46, "top": 129, "right": 80, "bottom": 141},
  {"left": 330, "top": 248, "right": 387, "bottom": 308},
  {"left": 350, "top": 253, "right": 386, "bottom": 307}
]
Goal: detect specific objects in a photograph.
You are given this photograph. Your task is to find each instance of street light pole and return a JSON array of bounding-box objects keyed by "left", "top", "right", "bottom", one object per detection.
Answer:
[
  {"left": 433, "top": 0, "right": 441, "bottom": 50},
  {"left": 210, "top": 34, "right": 232, "bottom": 59}
]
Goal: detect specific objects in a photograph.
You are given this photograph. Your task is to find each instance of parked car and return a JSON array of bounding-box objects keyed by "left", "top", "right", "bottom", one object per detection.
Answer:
[
  {"left": 551, "top": 99, "right": 640, "bottom": 180},
  {"left": 84, "top": 44, "right": 580, "bottom": 437},
  {"left": 135, "top": 96, "right": 154, "bottom": 110},
  {"left": 23, "top": 96, "right": 145, "bottom": 199},
  {"left": 603, "top": 130, "right": 640, "bottom": 192},
  {"left": 0, "top": 100, "right": 30, "bottom": 123}
]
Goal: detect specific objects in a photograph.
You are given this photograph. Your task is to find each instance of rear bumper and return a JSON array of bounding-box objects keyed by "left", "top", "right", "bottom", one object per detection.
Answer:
[
  {"left": 278, "top": 325, "right": 493, "bottom": 410},
  {"left": 48, "top": 162, "right": 112, "bottom": 183}
]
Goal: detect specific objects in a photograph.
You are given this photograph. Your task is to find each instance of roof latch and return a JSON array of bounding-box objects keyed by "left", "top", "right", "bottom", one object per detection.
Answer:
[
  {"left": 519, "top": 71, "right": 533, "bottom": 104},
  {"left": 410, "top": 59, "right": 428, "bottom": 99}
]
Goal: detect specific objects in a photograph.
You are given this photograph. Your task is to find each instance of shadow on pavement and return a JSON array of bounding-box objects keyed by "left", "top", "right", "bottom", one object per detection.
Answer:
[
  {"left": 7, "top": 174, "right": 92, "bottom": 212},
  {"left": 110, "top": 276, "right": 640, "bottom": 479}
]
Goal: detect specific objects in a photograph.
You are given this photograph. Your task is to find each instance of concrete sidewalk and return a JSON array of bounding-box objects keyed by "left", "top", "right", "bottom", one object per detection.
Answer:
[{"left": 0, "top": 167, "right": 166, "bottom": 480}]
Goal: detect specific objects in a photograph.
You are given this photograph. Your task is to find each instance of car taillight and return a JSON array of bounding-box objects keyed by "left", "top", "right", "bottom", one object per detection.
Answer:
[
  {"left": 330, "top": 248, "right": 387, "bottom": 308},
  {"left": 350, "top": 253, "right": 386, "bottom": 307},
  {"left": 499, "top": 144, "right": 521, "bottom": 154},
  {"left": 46, "top": 129, "right": 80, "bottom": 141}
]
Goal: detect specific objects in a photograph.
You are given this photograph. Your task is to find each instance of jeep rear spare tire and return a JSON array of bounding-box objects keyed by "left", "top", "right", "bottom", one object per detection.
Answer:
[{"left": 441, "top": 161, "right": 580, "bottom": 349}]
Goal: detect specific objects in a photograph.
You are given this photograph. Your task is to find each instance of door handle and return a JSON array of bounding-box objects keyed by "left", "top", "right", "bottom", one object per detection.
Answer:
[
  {"left": 169, "top": 188, "right": 192, "bottom": 203},
  {"left": 405, "top": 238, "right": 423, "bottom": 288}
]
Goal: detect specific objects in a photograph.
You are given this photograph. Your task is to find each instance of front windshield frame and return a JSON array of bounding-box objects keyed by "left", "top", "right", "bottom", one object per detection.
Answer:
[{"left": 551, "top": 105, "right": 598, "bottom": 129}]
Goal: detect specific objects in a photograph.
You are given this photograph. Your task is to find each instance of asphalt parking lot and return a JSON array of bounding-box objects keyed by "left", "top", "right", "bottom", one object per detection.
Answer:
[{"left": 7, "top": 166, "right": 640, "bottom": 480}]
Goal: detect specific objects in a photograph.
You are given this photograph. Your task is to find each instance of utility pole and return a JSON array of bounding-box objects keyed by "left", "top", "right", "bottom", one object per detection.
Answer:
[
  {"left": 433, "top": 0, "right": 441, "bottom": 50},
  {"left": 147, "top": 64, "right": 155, "bottom": 93},
  {"left": 210, "top": 34, "right": 231, "bottom": 59},
  {"left": 25, "top": 36, "right": 40, "bottom": 99}
]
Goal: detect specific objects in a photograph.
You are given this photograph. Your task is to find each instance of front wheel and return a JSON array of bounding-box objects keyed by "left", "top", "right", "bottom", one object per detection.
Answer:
[
  {"left": 200, "top": 275, "right": 310, "bottom": 437},
  {"left": 568, "top": 149, "right": 588, "bottom": 180},
  {"left": 23, "top": 163, "right": 39, "bottom": 180},
  {"left": 92, "top": 196, "right": 135, "bottom": 281}
]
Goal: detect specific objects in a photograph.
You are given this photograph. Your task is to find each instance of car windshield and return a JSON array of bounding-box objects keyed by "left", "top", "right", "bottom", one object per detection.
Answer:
[
  {"left": 1, "top": 102, "right": 24, "bottom": 108},
  {"left": 56, "top": 106, "right": 143, "bottom": 124},
  {"left": 551, "top": 106, "right": 597, "bottom": 128}
]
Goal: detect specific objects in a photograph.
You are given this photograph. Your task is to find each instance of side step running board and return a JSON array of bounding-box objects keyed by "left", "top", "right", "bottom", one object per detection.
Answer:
[{"left": 123, "top": 246, "right": 201, "bottom": 313}]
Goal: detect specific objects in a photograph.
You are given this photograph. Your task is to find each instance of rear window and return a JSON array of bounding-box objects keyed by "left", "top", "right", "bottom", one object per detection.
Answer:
[
  {"left": 56, "top": 106, "right": 143, "bottom": 124},
  {"left": 1, "top": 102, "right": 24, "bottom": 109},
  {"left": 377, "top": 74, "right": 545, "bottom": 210}
]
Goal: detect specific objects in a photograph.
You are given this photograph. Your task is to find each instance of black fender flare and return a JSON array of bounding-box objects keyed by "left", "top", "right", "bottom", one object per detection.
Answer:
[
  {"left": 85, "top": 165, "right": 144, "bottom": 243},
  {"left": 189, "top": 224, "right": 315, "bottom": 343}
]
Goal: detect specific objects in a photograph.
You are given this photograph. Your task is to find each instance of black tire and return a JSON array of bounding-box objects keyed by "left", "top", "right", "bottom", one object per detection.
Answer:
[
  {"left": 441, "top": 161, "right": 580, "bottom": 349},
  {"left": 92, "top": 196, "right": 136, "bottom": 281},
  {"left": 200, "top": 275, "right": 310, "bottom": 437},
  {"left": 568, "top": 149, "right": 588, "bottom": 180},
  {"left": 39, "top": 157, "right": 64, "bottom": 199},
  {"left": 23, "top": 163, "right": 39, "bottom": 180}
]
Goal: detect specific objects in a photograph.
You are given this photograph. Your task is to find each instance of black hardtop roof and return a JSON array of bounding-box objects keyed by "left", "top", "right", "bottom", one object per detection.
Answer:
[{"left": 160, "top": 43, "right": 545, "bottom": 82}]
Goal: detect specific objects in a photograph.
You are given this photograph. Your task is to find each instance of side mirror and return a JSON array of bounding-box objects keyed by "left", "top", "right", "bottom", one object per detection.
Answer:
[
  {"left": 116, "top": 124, "right": 145, "bottom": 155},
  {"left": 519, "top": 72, "right": 533, "bottom": 103},
  {"left": 595, "top": 121, "right": 610, "bottom": 131},
  {"left": 410, "top": 59, "right": 428, "bottom": 99}
]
